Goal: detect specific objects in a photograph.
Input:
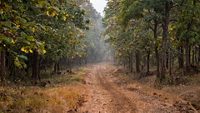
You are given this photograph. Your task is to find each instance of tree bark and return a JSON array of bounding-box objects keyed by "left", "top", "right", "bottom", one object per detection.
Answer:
[
  {"left": 195, "top": 47, "right": 198, "bottom": 65},
  {"left": 0, "top": 49, "right": 6, "bottom": 81},
  {"left": 169, "top": 50, "right": 172, "bottom": 76},
  {"left": 198, "top": 45, "right": 200, "bottom": 65},
  {"left": 54, "top": 62, "right": 59, "bottom": 74},
  {"left": 192, "top": 47, "right": 195, "bottom": 65},
  {"left": 160, "top": 1, "right": 170, "bottom": 82},
  {"left": 178, "top": 45, "right": 184, "bottom": 68},
  {"left": 166, "top": 51, "right": 169, "bottom": 69},
  {"left": 146, "top": 50, "right": 150, "bottom": 74},
  {"left": 32, "top": 51, "right": 39, "bottom": 83},
  {"left": 129, "top": 53, "right": 133, "bottom": 72},
  {"left": 135, "top": 50, "right": 140, "bottom": 73},
  {"left": 185, "top": 40, "right": 190, "bottom": 72},
  {"left": 153, "top": 19, "right": 160, "bottom": 78}
]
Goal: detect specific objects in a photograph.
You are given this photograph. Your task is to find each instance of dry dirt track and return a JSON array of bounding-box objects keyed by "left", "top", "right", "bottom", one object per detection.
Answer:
[{"left": 78, "top": 63, "right": 198, "bottom": 113}]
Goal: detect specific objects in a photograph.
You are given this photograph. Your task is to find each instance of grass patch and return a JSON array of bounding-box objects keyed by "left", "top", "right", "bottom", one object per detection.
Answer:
[
  {"left": 0, "top": 67, "right": 88, "bottom": 113},
  {"left": 43, "top": 68, "right": 86, "bottom": 85},
  {"left": 0, "top": 87, "right": 47, "bottom": 113},
  {"left": 0, "top": 86, "right": 85, "bottom": 113}
]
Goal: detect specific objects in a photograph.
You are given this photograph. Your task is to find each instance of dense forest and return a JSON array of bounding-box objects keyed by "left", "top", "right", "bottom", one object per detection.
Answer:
[
  {"left": 0, "top": 0, "right": 107, "bottom": 84},
  {"left": 104, "top": 0, "right": 200, "bottom": 84}
]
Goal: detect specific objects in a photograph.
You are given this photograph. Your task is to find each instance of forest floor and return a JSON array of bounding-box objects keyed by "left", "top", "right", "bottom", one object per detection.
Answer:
[{"left": 0, "top": 63, "right": 200, "bottom": 113}]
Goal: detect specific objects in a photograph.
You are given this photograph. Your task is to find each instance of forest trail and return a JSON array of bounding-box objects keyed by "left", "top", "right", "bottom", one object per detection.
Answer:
[{"left": 78, "top": 63, "right": 197, "bottom": 113}]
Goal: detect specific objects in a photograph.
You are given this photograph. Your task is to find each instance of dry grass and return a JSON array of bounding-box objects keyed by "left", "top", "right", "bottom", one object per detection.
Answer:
[
  {"left": 112, "top": 67, "right": 200, "bottom": 112},
  {"left": 0, "top": 68, "right": 87, "bottom": 113}
]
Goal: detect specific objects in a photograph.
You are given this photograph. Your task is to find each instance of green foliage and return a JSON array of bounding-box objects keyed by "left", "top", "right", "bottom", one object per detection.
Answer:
[
  {"left": 0, "top": 0, "right": 89, "bottom": 68},
  {"left": 104, "top": 0, "right": 200, "bottom": 78}
]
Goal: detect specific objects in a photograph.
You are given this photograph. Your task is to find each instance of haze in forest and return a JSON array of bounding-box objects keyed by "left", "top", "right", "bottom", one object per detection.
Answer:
[
  {"left": 80, "top": 0, "right": 112, "bottom": 63},
  {"left": 90, "top": 0, "right": 107, "bottom": 16}
]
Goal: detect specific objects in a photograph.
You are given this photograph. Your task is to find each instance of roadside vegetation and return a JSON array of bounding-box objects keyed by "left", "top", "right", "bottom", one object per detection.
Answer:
[{"left": 0, "top": 67, "right": 87, "bottom": 113}]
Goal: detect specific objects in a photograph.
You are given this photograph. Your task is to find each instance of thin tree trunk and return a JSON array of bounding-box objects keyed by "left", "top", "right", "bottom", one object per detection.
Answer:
[
  {"left": 129, "top": 53, "right": 133, "bottom": 72},
  {"left": 146, "top": 50, "right": 150, "bottom": 74},
  {"left": 32, "top": 51, "right": 39, "bottom": 83},
  {"left": 57, "top": 61, "right": 60, "bottom": 72},
  {"left": 169, "top": 50, "right": 172, "bottom": 76},
  {"left": 155, "top": 47, "right": 160, "bottom": 77},
  {"left": 185, "top": 41, "right": 190, "bottom": 72},
  {"left": 166, "top": 51, "right": 169, "bottom": 69},
  {"left": 135, "top": 50, "right": 140, "bottom": 73},
  {"left": 0, "top": 49, "right": 6, "bottom": 82},
  {"left": 178, "top": 45, "right": 184, "bottom": 68},
  {"left": 192, "top": 47, "right": 195, "bottom": 65},
  {"left": 198, "top": 45, "right": 200, "bottom": 66},
  {"left": 153, "top": 19, "right": 160, "bottom": 78},
  {"left": 54, "top": 63, "right": 57, "bottom": 74},
  {"left": 54, "top": 62, "right": 60, "bottom": 74},
  {"left": 195, "top": 47, "right": 198, "bottom": 65}
]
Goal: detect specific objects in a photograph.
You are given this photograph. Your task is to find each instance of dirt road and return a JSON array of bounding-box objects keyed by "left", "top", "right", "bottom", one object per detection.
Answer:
[{"left": 78, "top": 63, "right": 197, "bottom": 113}]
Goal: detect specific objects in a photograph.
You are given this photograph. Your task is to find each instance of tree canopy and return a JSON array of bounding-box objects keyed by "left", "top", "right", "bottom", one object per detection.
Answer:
[{"left": 104, "top": 0, "right": 200, "bottom": 83}]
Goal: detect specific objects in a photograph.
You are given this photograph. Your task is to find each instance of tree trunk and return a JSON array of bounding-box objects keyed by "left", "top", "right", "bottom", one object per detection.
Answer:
[
  {"left": 155, "top": 47, "right": 160, "bottom": 77},
  {"left": 185, "top": 40, "right": 190, "bottom": 72},
  {"left": 135, "top": 50, "right": 140, "bottom": 73},
  {"left": 54, "top": 62, "right": 60, "bottom": 74},
  {"left": 153, "top": 19, "right": 160, "bottom": 78},
  {"left": 54, "top": 63, "right": 57, "bottom": 74},
  {"left": 198, "top": 45, "right": 200, "bottom": 66},
  {"left": 129, "top": 53, "right": 133, "bottom": 72},
  {"left": 57, "top": 60, "right": 60, "bottom": 72},
  {"left": 146, "top": 50, "right": 150, "bottom": 74},
  {"left": 32, "top": 51, "right": 39, "bottom": 83},
  {"left": 169, "top": 50, "right": 172, "bottom": 76},
  {"left": 0, "top": 49, "right": 6, "bottom": 82},
  {"left": 192, "top": 47, "right": 195, "bottom": 65},
  {"left": 166, "top": 51, "right": 169, "bottom": 69},
  {"left": 195, "top": 47, "right": 198, "bottom": 65},
  {"left": 123, "top": 58, "right": 126, "bottom": 69},
  {"left": 160, "top": 1, "right": 170, "bottom": 82},
  {"left": 178, "top": 45, "right": 184, "bottom": 68}
]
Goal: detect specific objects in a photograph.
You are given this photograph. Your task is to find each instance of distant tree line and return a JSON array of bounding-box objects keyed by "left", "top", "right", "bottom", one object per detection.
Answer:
[{"left": 104, "top": 0, "right": 200, "bottom": 83}]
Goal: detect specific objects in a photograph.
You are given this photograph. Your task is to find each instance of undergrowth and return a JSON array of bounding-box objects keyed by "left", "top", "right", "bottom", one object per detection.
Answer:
[{"left": 0, "top": 68, "right": 87, "bottom": 113}]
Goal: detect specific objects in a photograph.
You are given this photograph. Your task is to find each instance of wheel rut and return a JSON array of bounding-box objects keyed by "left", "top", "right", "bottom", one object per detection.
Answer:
[
  {"left": 78, "top": 63, "right": 197, "bottom": 113},
  {"left": 97, "top": 67, "right": 137, "bottom": 113}
]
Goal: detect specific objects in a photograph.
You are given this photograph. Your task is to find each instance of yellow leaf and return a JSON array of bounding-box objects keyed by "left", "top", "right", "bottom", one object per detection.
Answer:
[
  {"left": 29, "top": 49, "right": 33, "bottom": 53},
  {"left": 63, "top": 16, "right": 67, "bottom": 21},
  {"left": 21, "top": 47, "right": 29, "bottom": 53},
  {"left": 0, "top": 9, "right": 3, "bottom": 14},
  {"left": 43, "top": 50, "right": 46, "bottom": 54},
  {"left": 46, "top": 10, "right": 57, "bottom": 17},
  {"left": 46, "top": 11, "right": 50, "bottom": 16},
  {"left": 32, "top": 27, "right": 36, "bottom": 32},
  {"left": 51, "top": 11, "right": 56, "bottom": 17},
  {"left": 16, "top": 24, "right": 20, "bottom": 29},
  {"left": 11, "top": 39, "right": 15, "bottom": 44}
]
